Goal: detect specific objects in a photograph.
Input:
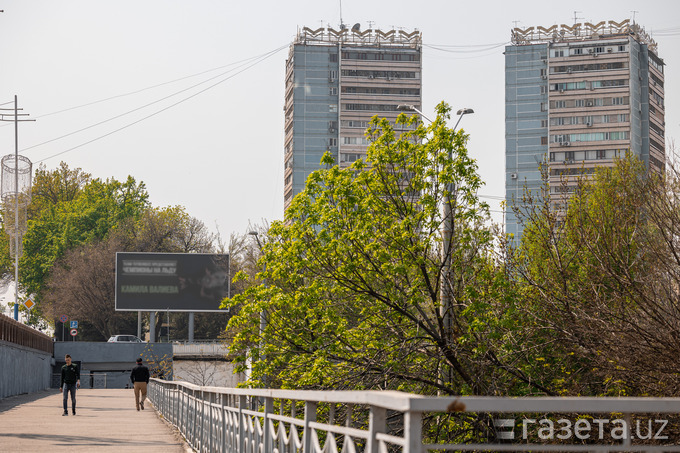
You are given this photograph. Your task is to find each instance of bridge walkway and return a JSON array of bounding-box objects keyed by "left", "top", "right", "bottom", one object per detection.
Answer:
[{"left": 0, "top": 389, "right": 191, "bottom": 452}]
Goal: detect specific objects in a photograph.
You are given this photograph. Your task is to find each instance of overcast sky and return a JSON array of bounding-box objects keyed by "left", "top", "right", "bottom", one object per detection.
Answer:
[{"left": 0, "top": 0, "right": 678, "bottom": 240}]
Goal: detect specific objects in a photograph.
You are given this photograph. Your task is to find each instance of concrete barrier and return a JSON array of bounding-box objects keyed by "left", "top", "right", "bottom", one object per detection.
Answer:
[{"left": 54, "top": 342, "right": 173, "bottom": 388}]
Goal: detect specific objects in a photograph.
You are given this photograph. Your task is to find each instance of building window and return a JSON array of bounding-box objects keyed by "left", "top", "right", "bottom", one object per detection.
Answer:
[
  {"left": 541, "top": 136, "right": 548, "bottom": 145},
  {"left": 341, "top": 153, "right": 362, "bottom": 163},
  {"left": 342, "top": 137, "right": 370, "bottom": 145},
  {"left": 575, "top": 99, "right": 585, "bottom": 107},
  {"left": 343, "top": 103, "right": 399, "bottom": 112},
  {"left": 573, "top": 48, "right": 583, "bottom": 55},
  {"left": 553, "top": 82, "right": 586, "bottom": 91},
  {"left": 329, "top": 70, "right": 338, "bottom": 81},
  {"left": 329, "top": 138, "right": 337, "bottom": 147},
  {"left": 330, "top": 54, "right": 338, "bottom": 62},
  {"left": 541, "top": 120, "right": 548, "bottom": 127},
  {"left": 329, "top": 104, "right": 338, "bottom": 112}
]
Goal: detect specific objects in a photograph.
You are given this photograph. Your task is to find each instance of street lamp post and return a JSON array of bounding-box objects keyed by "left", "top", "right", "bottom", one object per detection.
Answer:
[
  {"left": 249, "top": 231, "right": 268, "bottom": 387},
  {"left": 396, "top": 104, "right": 474, "bottom": 388}
]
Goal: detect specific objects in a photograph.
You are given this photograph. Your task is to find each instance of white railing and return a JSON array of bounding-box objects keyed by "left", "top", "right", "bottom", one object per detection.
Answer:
[
  {"left": 172, "top": 341, "right": 230, "bottom": 357},
  {"left": 148, "top": 379, "right": 680, "bottom": 453}
]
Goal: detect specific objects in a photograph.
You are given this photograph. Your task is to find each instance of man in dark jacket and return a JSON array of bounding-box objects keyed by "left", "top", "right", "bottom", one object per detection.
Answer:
[
  {"left": 59, "top": 354, "right": 80, "bottom": 416},
  {"left": 130, "top": 357, "right": 150, "bottom": 411}
]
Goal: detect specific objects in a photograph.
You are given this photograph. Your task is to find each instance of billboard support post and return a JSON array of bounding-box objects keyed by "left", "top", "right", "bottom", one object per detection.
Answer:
[
  {"left": 188, "top": 312, "right": 194, "bottom": 342},
  {"left": 149, "top": 312, "right": 155, "bottom": 343}
]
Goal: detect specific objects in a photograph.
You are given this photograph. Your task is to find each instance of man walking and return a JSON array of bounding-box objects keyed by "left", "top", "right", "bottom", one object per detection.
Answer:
[
  {"left": 130, "top": 357, "right": 150, "bottom": 411},
  {"left": 59, "top": 354, "right": 80, "bottom": 416}
]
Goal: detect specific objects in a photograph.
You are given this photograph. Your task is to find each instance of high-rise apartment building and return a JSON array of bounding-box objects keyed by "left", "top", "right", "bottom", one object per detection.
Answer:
[
  {"left": 283, "top": 25, "right": 422, "bottom": 210},
  {"left": 505, "top": 20, "right": 664, "bottom": 239}
]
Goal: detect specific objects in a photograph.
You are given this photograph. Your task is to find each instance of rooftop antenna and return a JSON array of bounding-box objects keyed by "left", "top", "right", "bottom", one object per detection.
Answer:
[
  {"left": 512, "top": 20, "right": 520, "bottom": 29},
  {"left": 631, "top": 10, "right": 638, "bottom": 24},
  {"left": 573, "top": 11, "right": 583, "bottom": 24},
  {"left": 367, "top": 20, "right": 375, "bottom": 29},
  {"left": 339, "top": 0, "right": 345, "bottom": 30}
]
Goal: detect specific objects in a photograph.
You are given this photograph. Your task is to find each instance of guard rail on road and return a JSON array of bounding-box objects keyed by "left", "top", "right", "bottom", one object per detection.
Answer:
[{"left": 172, "top": 341, "right": 230, "bottom": 357}]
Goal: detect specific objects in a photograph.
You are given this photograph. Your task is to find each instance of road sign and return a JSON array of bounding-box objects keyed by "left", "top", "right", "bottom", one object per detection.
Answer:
[
  {"left": 60, "top": 314, "right": 68, "bottom": 323},
  {"left": 70, "top": 320, "right": 78, "bottom": 329},
  {"left": 70, "top": 328, "right": 77, "bottom": 336},
  {"left": 23, "top": 299, "right": 35, "bottom": 310}
]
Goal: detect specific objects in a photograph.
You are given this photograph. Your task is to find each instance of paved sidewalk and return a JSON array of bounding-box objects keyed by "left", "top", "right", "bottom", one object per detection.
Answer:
[{"left": 0, "top": 389, "right": 192, "bottom": 452}]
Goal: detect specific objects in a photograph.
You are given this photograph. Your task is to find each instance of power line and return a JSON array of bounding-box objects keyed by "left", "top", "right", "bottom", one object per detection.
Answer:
[
  {"left": 23, "top": 45, "right": 286, "bottom": 154},
  {"left": 13, "top": 51, "right": 281, "bottom": 124},
  {"left": 33, "top": 44, "right": 288, "bottom": 164}
]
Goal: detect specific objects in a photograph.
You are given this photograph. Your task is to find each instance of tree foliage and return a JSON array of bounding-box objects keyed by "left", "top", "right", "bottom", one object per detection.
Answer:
[
  {"left": 41, "top": 205, "right": 218, "bottom": 340},
  {"left": 20, "top": 170, "right": 149, "bottom": 312},
  {"left": 226, "top": 103, "right": 546, "bottom": 396},
  {"left": 509, "top": 152, "right": 680, "bottom": 396}
]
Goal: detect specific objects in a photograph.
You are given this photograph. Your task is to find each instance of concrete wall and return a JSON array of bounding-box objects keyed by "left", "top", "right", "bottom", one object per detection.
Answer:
[
  {"left": 0, "top": 340, "right": 53, "bottom": 398},
  {"left": 54, "top": 342, "right": 173, "bottom": 389}
]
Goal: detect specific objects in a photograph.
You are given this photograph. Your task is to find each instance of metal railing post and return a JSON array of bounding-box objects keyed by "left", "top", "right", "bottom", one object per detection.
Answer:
[
  {"left": 239, "top": 394, "right": 247, "bottom": 453},
  {"left": 404, "top": 410, "right": 423, "bottom": 453},
  {"left": 207, "top": 391, "right": 214, "bottom": 453},
  {"left": 302, "top": 401, "right": 317, "bottom": 453},
  {"left": 263, "top": 396, "right": 273, "bottom": 452},
  {"left": 220, "top": 394, "right": 226, "bottom": 453},
  {"left": 367, "top": 405, "right": 387, "bottom": 453}
]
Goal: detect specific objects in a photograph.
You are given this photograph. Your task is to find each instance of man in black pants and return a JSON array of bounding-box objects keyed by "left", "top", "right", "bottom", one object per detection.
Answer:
[
  {"left": 130, "top": 357, "right": 150, "bottom": 411},
  {"left": 59, "top": 354, "right": 80, "bottom": 416}
]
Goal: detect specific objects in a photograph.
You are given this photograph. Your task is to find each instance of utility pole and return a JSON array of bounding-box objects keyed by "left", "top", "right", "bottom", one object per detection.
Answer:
[{"left": 0, "top": 96, "right": 34, "bottom": 321}]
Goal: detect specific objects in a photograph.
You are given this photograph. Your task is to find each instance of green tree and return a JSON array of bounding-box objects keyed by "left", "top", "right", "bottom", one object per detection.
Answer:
[
  {"left": 42, "top": 205, "right": 217, "bottom": 340},
  {"left": 0, "top": 163, "right": 91, "bottom": 313},
  {"left": 29, "top": 162, "right": 91, "bottom": 218},
  {"left": 20, "top": 170, "right": 149, "bottom": 320},
  {"left": 510, "top": 152, "right": 680, "bottom": 396},
  {"left": 226, "top": 103, "right": 547, "bottom": 397}
]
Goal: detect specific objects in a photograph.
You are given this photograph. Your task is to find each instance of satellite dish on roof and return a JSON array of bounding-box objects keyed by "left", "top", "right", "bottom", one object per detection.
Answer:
[{"left": 351, "top": 23, "right": 361, "bottom": 32}]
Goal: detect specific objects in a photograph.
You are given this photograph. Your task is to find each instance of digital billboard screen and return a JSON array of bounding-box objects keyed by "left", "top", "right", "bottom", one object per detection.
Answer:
[{"left": 115, "top": 252, "right": 230, "bottom": 312}]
